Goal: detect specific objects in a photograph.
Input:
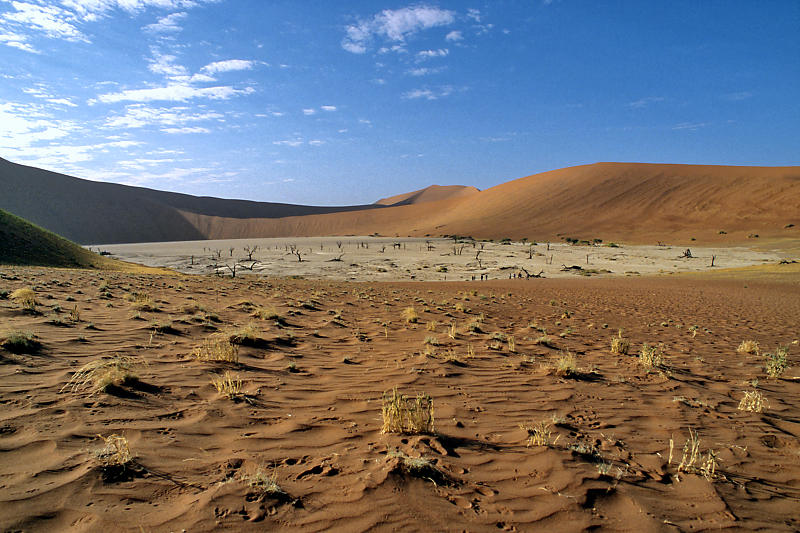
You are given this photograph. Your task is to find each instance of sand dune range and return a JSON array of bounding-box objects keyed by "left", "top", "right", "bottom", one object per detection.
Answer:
[{"left": 2, "top": 157, "right": 798, "bottom": 245}]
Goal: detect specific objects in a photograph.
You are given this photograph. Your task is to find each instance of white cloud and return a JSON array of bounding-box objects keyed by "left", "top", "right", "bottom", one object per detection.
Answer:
[
  {"left": 342, "top": 5, "right": 455, "bottom": 53},
  {"left": 402, "top": 85, "right": 454, "bottom": 100},
  {"left": 672, "top": 121, "right": 711, "bottom": 131},
  {"left": 466, "top": 8, "right": 481, "bottom": 22},
  {"left": 104, "top": 104, "right": 223, "bottom": 128},
  {"left": 628, "top": 96, "right": 665, "bottom": 109},
  {"left": 0, "top": 31, "right": 37, "bottom": 52},
  {"left": 308, "top": 140, "right": 324, "bottom": 146},
  {"left": 96, "top": 84, "right": 254, "bottom": 103},
  {"left": 144, "top": 11, "right": 186, "bottom": 33},
  {"left": 320, "top": 105, "right": 337, "bottom": 111},
  {"left": 201, "top": 59, "right": 258, "bottom": 75},
  {"left": 273, "top": 139, "right": 304, "bottom": 147},
  {"left": 302, "top": 108, "right": 316, "bottom": 115},
  {"left": 407, "top": 67, "right": 443, "bottom": 76},
  {"left": 1, "top": 2, "right": 87, "bottom": 43},
  {"left": 445, "top": 30, "right": 462, "bottom": 41},
  {"left": 161, "top": 126, "right": 210, "bottom": 134},
  {"left": 416, "top": 48, "right": 448, "bottom": 60},
  {"left": 47, "top": 98, "right": 78, "bottom": 107},
  {"left": 147, "top": 49, "right": 189, "bottom": 77}
]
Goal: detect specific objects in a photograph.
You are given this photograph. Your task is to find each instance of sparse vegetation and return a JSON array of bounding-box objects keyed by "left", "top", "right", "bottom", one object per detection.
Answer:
[
  {"left": 243, "top": 467, "right": 286, "bottom": 498},
  {"left": 610, "top": 329, "right": 630, "bottom": 355},
  {"left": 381, "top": 387, "right": 434, "bottom": 434},
  {"left": 764, "top": 345, "right": 788, "bottom": 378},
  {"left": 520, "top": 420, "right": 558, "bottom": 447},
  {"left": 669, "top": 429, "right": 719, "bottom": 481},
  {"left": 128, "top": 292, "right": 159, "bottom": 312},
  {"left": 402, "top": 306, "right": 419, "bottom": 323},
  {"left": 555, "top": 351, "right": 577, "bottom": 377},
  {"left": 193, "top": 336, "right": 240, "bottom": 363},
  {"left": 62, "top": 355, "right": 143, "bottom": 394},
  {"left": 639, "top": 343, "right": 664, "bottom": 370},
  {"left": 94, "top": 433, "right": 133, "bottom": 468},
  {"left": 211, "top": 371, "right": 243, "bottom": 398},
  {"left": 737, "top": 340, "right": 759, "bottom": 356},
  {"left": 738, "top": 389, "right": 768, "bottom": 412},
  {"left": 1, "top": 329, "right": 39, "bottom": 353},
  {"left": 10, "top": 287, "right": 37, "bottom": 312}
]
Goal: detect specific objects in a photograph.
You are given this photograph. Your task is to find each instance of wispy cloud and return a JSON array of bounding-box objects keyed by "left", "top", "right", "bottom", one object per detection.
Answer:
[
  {"left": 402, "top": 85, "right": 454, "bottom": 100},
  {"left": 96, "top": 84, "right": 255, "bottom": 104},
  {"left": 416, "top": 48, "right": 448, "bottom": 61},
  {"left": 162, "top": 126, "right": 210, "bottom": 134},
  {"left": 342, "top": 5, "right": 455, "bottom": 54},
  {"left": 628, "top": 96, "right": 665, "bottom": 109},
  {"left": 723, "top": 91, "right": 753, "bottom": 101},
  {"left": 144, "top": 11, "right": 186, "bottom": 33},
  {"left": 672, "top": 121, "right": 711, "bottom": 131},
  {"left": 104, "top": 104, "right": 223, "bottom": 129},
  {"left": 273, "top": 139, "right": 304, "bottom": 147},
  {"left": 407, "top": 66, "right": 444, "bottom": 76},
  {"left": 445, "top": 30, "right": 462, "bottom": 41},
  {"left": 302, "top": 108, "right": 316, "bottom": 116},
  {"left": 320, "top": 105, "right": 337, "bottom": 111},
  {"left": 201, "top": 59, "right": 259, "bottom": 75}
]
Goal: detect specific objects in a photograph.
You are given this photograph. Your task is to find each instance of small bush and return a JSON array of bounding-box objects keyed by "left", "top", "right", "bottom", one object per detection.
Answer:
[
  {"left": 402, "top": 307, "right": 419, "bottom": 324},
  {"left": 764, "top": 345, "right": 788, "bottom": 378},
  {"left": 94, "top": 434, "right": 132, "bottom": 467},
  {"left": 520, "top": 420, "right": 558, "bottom": 447},
  {"left": 252, "top": 306, "right": 285, "bottom": 324},
  {"left": 128, "top": 292, "right": 159, "bottom": 312},
  {"left": 243, "top": 467, "right": 286, "bottom": 499},
  {"left": 610, "top": 329, "right": 630, "bottom": 355},
  {"left": 737, "top": 340, "right": 759, "bottom": 356},
  {"left": 1, "top": 330, "right": 39, "bottom": 353},
  {"left": 62, "top": 355, "right": 143, "bottom": 394},
  {"left": 194, "top": 336, "right": 239, "bottom": 363},
  {"left": 639, "top": 343, "right": 664, "bottom": 369},
  {"left": 555, "top": 351, "right": 577, "bottom": 376},
  {"left": 211, "top": 371, "right": 243, "bottom": 398},
  {"left": 738, "top": 389, "right": 768, "bottom": 412},
  {"left": 381, "top": 387, "right": 434, "bottom": 434},
  {"left": 10, "top": 287, "right": 37, "bottom": 312}
]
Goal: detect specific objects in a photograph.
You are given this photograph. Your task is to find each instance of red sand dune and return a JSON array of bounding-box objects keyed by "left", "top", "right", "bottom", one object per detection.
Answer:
[
  {"left": 375, "top": 184, "right": 480, "bottom": 206},
  {"left": 183, "top": 163, "right": 800, "bottom": 245},
  {"left": 2, "top": 157, "right": 798, "bottom": 245}
]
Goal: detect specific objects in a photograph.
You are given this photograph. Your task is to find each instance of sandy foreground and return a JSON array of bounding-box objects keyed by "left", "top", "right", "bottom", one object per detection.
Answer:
[
  {"left": 1, "top": 264, "right": 799, "bottom": 532},
  {"left": 94, "top": 237, "right": 785, "bottom": 281}
]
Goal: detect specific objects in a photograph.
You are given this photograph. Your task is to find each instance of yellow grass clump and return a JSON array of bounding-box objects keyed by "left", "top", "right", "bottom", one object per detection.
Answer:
[
  {"left": 193, "top": 336, "right": 239, "bottom": 363},
  {"left": 128, "top": 292, "right": 159, "bottom": 312},
  {"left": 610, "top": 329, "right": 630, "bottom": 355},
  {"left": 211, "top": 371, "right": 243, "bottom": 398},
  {"left": 402, "top": 307, "right": 419, "bottom": 324},
  {"left": 738, "top": 389, "right": 768, "bottom": 412},
  {"left": 61, "top": 355, "right": 143, "bottom": 395},
  {"left": 10, "top": 287, "right": 37, "bottom": 312},
  {"left": 381, "top": 387, "right": 434, "bottom": 434},
  {"left": 737, "top": 340, "right": 759, "bottom": 356},
  {"left": 520, "top": 420, "right": 559, "bottom": 447},
  {"left": 94, "top": 434, "right": 133, "bottom": 467},
  {"left": 639, "top": 343, "right": 664, "bottom": 369}
]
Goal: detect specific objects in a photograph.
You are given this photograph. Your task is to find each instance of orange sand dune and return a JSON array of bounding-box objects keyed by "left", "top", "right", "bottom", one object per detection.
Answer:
[
  {"left": 375, "top": 184, "right": 480, "bottom": 206},
  {"left": 185, "top": 163, "right": 800, "bottom": 245},
  {"left": 2, "top": 158, "right": 798, "bottom": 245}
]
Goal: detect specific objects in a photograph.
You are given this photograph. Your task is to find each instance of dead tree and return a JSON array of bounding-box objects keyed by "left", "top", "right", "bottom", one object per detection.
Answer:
[
  {"left": 680, "top": 249, "right": 693, "bottom": 258},
  {"left": 223, "top": 262, "right": 237, "bottom": 278},
  {"left": 476, "top": 250, "right": 483, "bottom": 269},
  {"left": 243, "top": 245, "right": 259, "bottom": 261},
  {"left": 710, "top": 255, "right": 716, "bottom": 267},
  {"left": 426, "top": 240, "right": 434, "bottom": 251},
  {"left": 528, "top": 245, "right": 534, "bottom": 259},
  {"left": 327, "top": 253, "right": 344, "bottom": 262},
  {"left": 229, "top": 247, "right": 235, "bottom": 257},
  {"left": 336, "top": 241, "right": 343, "bottom": 250},
  {"left": 240, "top": 260, "right": 260, "bottom": 271}
]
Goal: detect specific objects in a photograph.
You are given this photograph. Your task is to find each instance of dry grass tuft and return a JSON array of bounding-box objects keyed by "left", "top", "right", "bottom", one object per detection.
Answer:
[
  {"left": 1, "top": 330, "right": 39, "bottom": 353},
  {"left": 226, "top": 322, "right": 262, "bottom": 346},
  {"left": 211, "top": 371, "right": 243, "bottom": 398},
  {"left": 764, "top": 345, "right": 789, "bottom": 378},
  {"left": 252, "top": 305, "right": 285, "bottom": 324},
  {"left": 639, "top": 343, "right": 664, "bottom": 369},
  {"left": 555, "top": 351, "right": 577, "bottom": 377},
  {"left": 243, "top": 467, "right": 286, "bottom": 498},
  {"left": 62, "top": 355, "right": 143, "bottom": 394},
  {"left": 193, "top": 336, "right": 239, "bottom": 363},
  {"left": 738, "top": 389, "right": 768, "bottom": 412},
  {"left": 402, "top": 306, "right": 419, "bottom": 324},
  {"left": 520, "top": 420, "right": 559, "bottom": 447},
  {"left": 737, "top": 340, "right": 760, "bottom": 356},
  {"left": 94, "top": 433, "right": 133, "bottom": 468},
  {"left": 610, "top": 329, "right": 630, "bottom": 355},
  {"left": 10, "top": 287, "right": 37, "bottom": 312},
  {"left": 128, "top": 292, "right": 159, "bottom": 312},
  {"left": 381, "top": 387, "right": 434, "bottom": 434},
  {"left": 669, "top": 429, "right": 719, "bottom": 481},
  {"left": 426, "top": 320, "right": 438, "bottom": 332}
]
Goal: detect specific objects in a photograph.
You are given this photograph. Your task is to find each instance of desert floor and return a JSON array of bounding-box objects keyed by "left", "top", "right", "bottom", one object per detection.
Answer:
[
  {"left": 1, "top": 265, "right": 799, "bottom": 532},
  {"left": 95, "top": 237, "right": 786, "bottom": 282}
]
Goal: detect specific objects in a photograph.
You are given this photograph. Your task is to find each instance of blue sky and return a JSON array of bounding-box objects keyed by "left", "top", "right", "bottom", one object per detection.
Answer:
[{"left": 1, "top": 1, "right": 798, "bottom": 205}]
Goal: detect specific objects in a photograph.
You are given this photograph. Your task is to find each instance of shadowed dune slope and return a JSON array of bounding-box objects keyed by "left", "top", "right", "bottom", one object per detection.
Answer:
[
  {"left": 0, "top": 157, "right": 384, "bottom": 244},
  {"left": 0, "top": 209, "right": 117, "bottom": 268},
  {"left": 375, "top": 184, "right": 480, "bottom": 206},
  {"left": 182, "top": 163, "right": 800, "bottom": 244}
]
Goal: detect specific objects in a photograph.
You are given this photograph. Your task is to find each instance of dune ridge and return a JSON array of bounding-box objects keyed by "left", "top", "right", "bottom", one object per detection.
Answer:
[{"left": 2, "top": 158, "right": 798, "bottom": 245}]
